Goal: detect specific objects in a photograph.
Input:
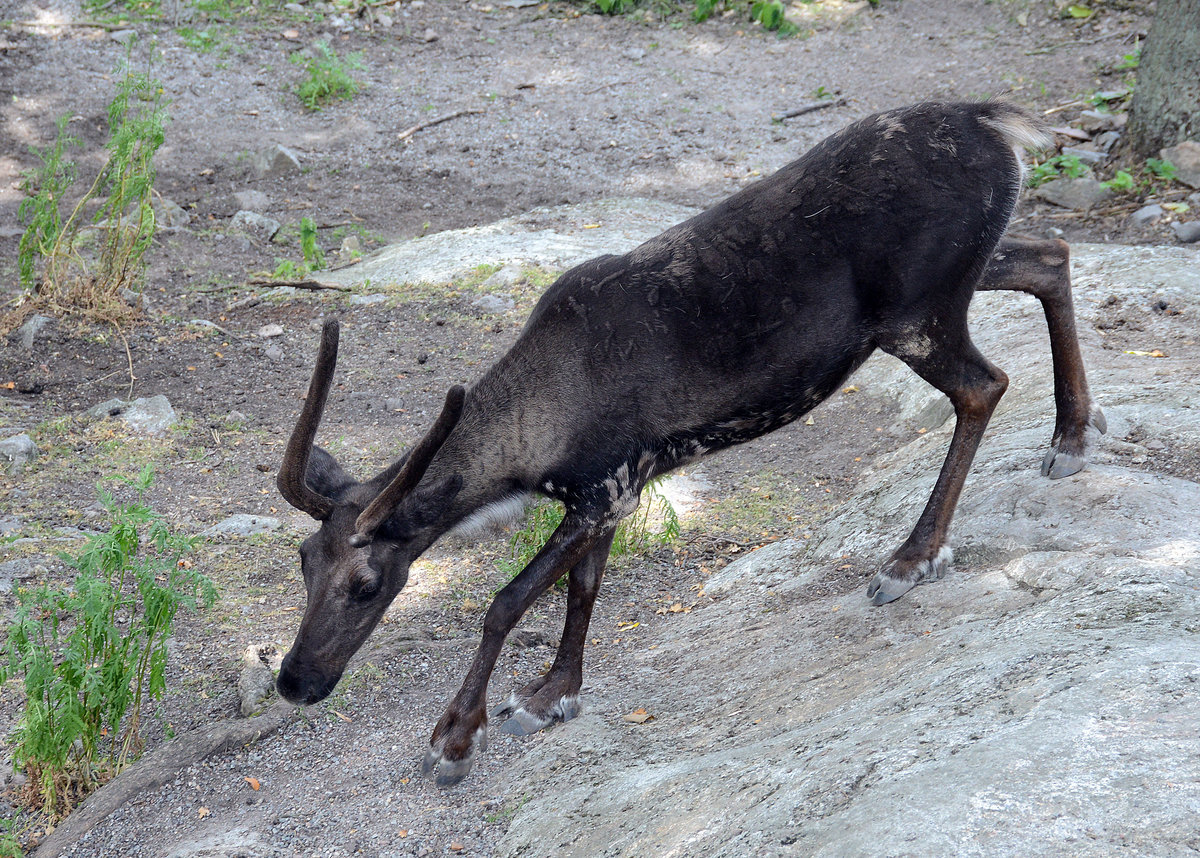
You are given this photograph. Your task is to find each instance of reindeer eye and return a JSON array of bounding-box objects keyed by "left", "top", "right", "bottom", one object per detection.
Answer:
[{"left": 349, "top": 574, "right": 380, "bottom": 603}]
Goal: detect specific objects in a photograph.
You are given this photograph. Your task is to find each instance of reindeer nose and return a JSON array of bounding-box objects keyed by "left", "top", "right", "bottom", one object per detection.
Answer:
[{"left": 277, "top": 651, "right": 338, "bottom": 705}]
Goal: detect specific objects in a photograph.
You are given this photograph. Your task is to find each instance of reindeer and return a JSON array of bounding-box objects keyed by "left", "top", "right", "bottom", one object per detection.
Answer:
[{"left": 274, "top": 101, "right": 1105, "bottom": 785}]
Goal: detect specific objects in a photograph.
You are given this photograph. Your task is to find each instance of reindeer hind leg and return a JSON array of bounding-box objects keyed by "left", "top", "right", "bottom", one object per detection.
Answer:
[
  {"left": 868, "top": 320, "right": 1009, "bottom": 606},
  {"left": 978, "top": 235, "right": 1106, "bottom": 478}
]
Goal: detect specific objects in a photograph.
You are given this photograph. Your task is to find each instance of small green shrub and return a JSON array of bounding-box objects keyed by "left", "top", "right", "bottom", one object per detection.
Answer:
[
  {"left": 0, "top": 467, "right": 215, "bottom": 817},
  {"left": 299, "top": 217, "right": 326, "bottom": 270},
  {"left": 292, "top": 43, "right": 363, "bottom": 110},
  {"left": 1145, "top": 158, "right": 1176, "bottom": 182},
  {"left": 1100, "top": 158, "right": 1178, "bottom": 194},
  {"left": 750, "top": 0, "right": 798, "bottom": 34},
  {"left": 1028, "top": 152, "right": 1089, "bottom": 188},
  {"left": 1101, "top": 168, "right": 1136, "bottom": 193},
  {"left": 16, "top": 116, "right": 80, "bottom": 290},
  {"left": 10, "top": 56, "right": 167, "bottom": 325},
  {"left": 269, "top": 217, "right": 325, "bottom": 279}
]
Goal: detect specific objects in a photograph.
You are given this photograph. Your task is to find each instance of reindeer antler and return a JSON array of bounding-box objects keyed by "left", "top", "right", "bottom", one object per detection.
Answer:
[
  {"left": 351, "top": 384, "right": 466, "bottom": 545},
  {"left": 277, "top": 319, "right": 341, "bottom": 520}
]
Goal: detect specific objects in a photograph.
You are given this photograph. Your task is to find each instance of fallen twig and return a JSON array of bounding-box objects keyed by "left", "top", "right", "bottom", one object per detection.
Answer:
[
  {"left": 244, "top": 277, "right": 352, "bottom": 292},
  {"left": 13, "top": 19, "right": 131, "bottom": 30},
  {"left": 398, "top": 108, "right": 485, "bottom": 142},
  {"left": 773, "top": 97, "right": 847, "bottom": 121},
  {"left": 584, "top": 79, "right": 633, "bottom": 95}
]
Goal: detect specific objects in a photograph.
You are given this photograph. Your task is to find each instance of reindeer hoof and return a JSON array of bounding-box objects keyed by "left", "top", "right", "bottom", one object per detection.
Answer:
[
  {"left": 866, "top": 573, "right": 915, "bottom": 606},
  {"left": 1041, "top": 404, "right": 1106, "bottom": 479},
  {"left": 867, "top": 546, "right": 952, "bottom": 606},
  {"left": 498, "top": 708, "right": 548, "bottom": 736},
  {"left": 496, "top": 695, "right": 581, "bottom": 736},
  {"left": 1041, "top": 447, "right": 1087, "bottom": 479},
  {"left": 422, "top": 726, "right": 486, "bottom": 787}
]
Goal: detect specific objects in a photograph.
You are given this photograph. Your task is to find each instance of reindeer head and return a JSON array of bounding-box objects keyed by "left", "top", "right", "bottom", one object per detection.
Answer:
[{"left": 275, "top": 319, "right": 464, "bottom": 705}]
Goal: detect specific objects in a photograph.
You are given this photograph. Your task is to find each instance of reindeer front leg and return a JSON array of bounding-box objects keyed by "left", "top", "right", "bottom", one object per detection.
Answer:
[
  {"left": 492, "top": 527, "right": 617, "bottom": 735},
  {"left": 422, "top": 511, "right": 608, "bottom": 786}
]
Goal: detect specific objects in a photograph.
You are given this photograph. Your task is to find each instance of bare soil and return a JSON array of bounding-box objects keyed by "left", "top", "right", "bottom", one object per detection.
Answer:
[{"left": 0, "top": 0, "right": 1185, "bottom": 854}]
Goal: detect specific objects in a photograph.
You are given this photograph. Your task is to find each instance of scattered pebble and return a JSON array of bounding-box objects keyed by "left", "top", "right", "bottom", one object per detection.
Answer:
[{"left": 1172, "top": 221, "right": 1200, "bottom": 244}]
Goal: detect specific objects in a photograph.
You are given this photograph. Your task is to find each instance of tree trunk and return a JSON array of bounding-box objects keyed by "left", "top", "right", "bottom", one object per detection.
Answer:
[{"left": 1126, "top": 0, "right": 1200, "bottom": 157}]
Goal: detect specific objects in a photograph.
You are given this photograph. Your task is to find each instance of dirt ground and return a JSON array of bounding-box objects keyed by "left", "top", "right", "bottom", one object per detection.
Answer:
[{"left": 0, "top": 0, "right": 1187, "bottom": 854}]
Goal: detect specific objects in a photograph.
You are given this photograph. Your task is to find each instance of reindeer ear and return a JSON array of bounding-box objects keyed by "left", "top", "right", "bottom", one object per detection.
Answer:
[
  {"left": 379, "top": 474, "right": 463, "bottom": 540},
  {"left": 305, "top": 446, "right": 356, "bottom": 500}
]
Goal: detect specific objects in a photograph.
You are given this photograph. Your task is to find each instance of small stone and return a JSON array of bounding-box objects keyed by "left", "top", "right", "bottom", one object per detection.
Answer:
[
  {"left": 1171, "top": 221, "right": 1200, "bottom": 244},
  {"left": 384, "top": 398, "right": 406, "bottom": 412},
  {"left": 109, "top": 29, "right": 137, "bottom": 46},
  {"left": 1033, "top": 177, "right": 1114, "bottom": 211},
  {"left": 1077, "top": 110, "right": 1125, "bottom": 133},
  {"left": 473, "top": 294, "right": 516, "bottom": 314},
  {"left": 265, "top": 345, "right": 285, "bottom": 361},
  {"left": 1160, "top": 140, "right": 1200, "bottom": 189},
  {"left": 120, "top": 395, "right": 180, "bottom": 436},
  {"left": 1093, "top": 131, "right": 1121, "bottom": 152},
  {"left": 258, "top": 323, "right": 285, "bottom": 338},
  {"left": 339, "top": 234, "right": 362, "bottom": 259},
  {"left": 232, "top": 211, "right": 282, "bottom": 243},
  {"left": 1130, "top": 204, "right": 1164, "bottom": 226},
  {"left": 203, "top": 514, "right": 283, "bottom": 537},
  {"left": 624, "top": 48, "right": 646, "bottom": 60},
  {"left": 284, "top": 1, "right": 305, "bottom": 10},
  {"left": 422, "top": 28, "right": 439, "bottom": 42},
  {"left": 86, "top": 395, "right": 179, "bottom": 436},
  {"left": 233, "top": 189, "right": 270, "bottom": 211},
  {"left": 376, "top": 12, "right": 393, "bottom": 26},
  {"left": 252, "top": 143, "right": 302, "bottom": 179},
  {"left": 482, "top": 263, "right": 525, "bottom": 289},
  {"left": 13, "top": 314, "right": 52, "bottom": 351},
  {"left": 153, "top": 197, "right": 191, "bottom": 232},
  {"left": 238, "top": 645, "right": 278, "bottom": 717},
  {"left": 0, "top": 559, "right": 35, "bottom": 593},
  {"left": 1060, "top": 146, "right": 1108, "bottom": 167},
  {"left": 0, "top": 434, "right": 39, "bottom": 476},
  {"left": 1045, "top": 227, "right": 1065, "bottom": 239}
]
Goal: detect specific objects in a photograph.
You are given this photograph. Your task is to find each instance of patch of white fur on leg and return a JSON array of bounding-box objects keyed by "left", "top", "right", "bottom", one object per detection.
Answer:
[
  {"left": 916, "top": 545, "right": 954, "bottom": 582},
  {"left": 451, "top": 495, "right": 530, "bottom": 538},
  {"left": 490, "top": 691, "right": 523, "bottom": 720},
  {"left": 550, "top": 694, "right": 581, "bottom": 722},
  {"left": 499, "top": 694, "right": 581, "bottom": 736}
]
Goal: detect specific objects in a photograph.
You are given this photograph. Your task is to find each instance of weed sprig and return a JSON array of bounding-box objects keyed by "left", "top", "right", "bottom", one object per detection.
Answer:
[
  {"left": 0, "top": 467, "right": 215, "bottom": 818},
  {"left": 10, "top": 56, "right": 167, "bottom": 327}
]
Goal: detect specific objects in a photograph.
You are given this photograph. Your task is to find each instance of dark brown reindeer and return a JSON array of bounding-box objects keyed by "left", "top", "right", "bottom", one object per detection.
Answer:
[{"left": 275, "top": 101, "right": 1105, "bottom": 786}]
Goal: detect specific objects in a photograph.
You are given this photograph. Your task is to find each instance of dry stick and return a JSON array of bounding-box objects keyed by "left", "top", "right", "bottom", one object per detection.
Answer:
[
  {"left": 397, "top": 108, "right": 485, "bottom": 142},
  {"left": 584, "top": 79, "right": 632, "bottom": 96},
  {"left": 110, "top": 322, "right": 136, "bottom": 399},
  {"left": 244, "top": 277, "right": 352, "bottom": 292},
  {"left": 773, "top": 97, "right": 847, "bottom": 121},
  {"left": 13, "top": 19, "right": 131, "bottom": 30}
]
